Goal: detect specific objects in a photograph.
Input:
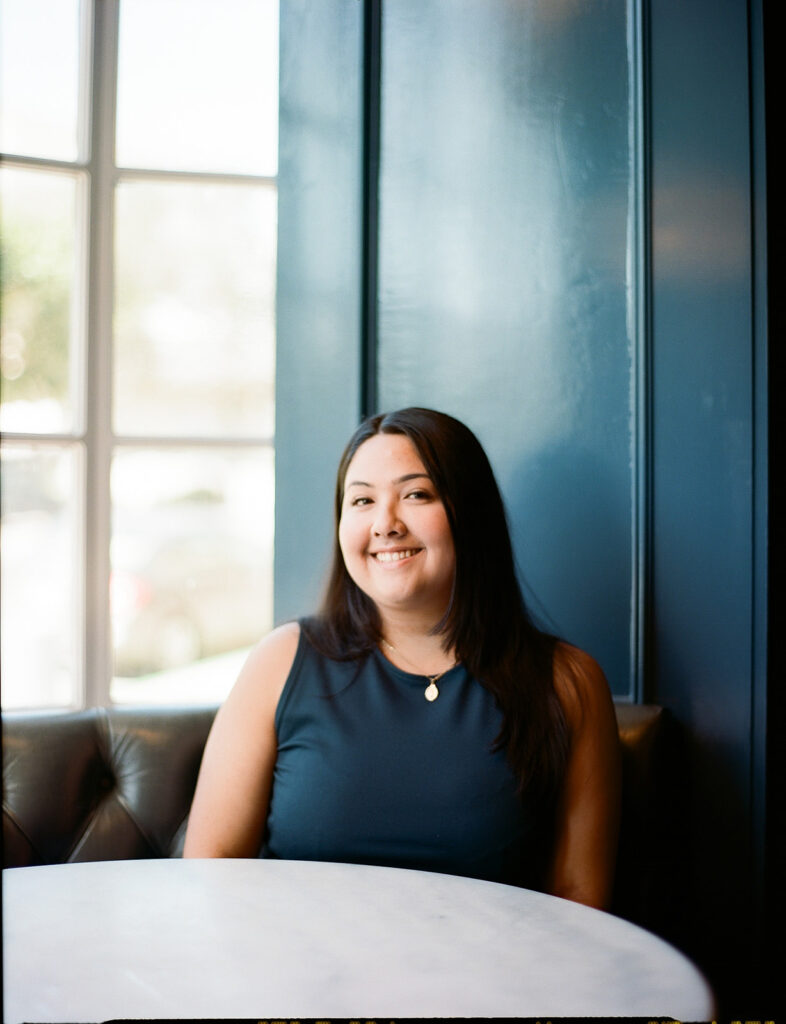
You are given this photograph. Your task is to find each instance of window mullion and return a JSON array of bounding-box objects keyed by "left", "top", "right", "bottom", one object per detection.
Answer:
[{"left": 83, "top": 0, "right": 119, "bottom": 708}]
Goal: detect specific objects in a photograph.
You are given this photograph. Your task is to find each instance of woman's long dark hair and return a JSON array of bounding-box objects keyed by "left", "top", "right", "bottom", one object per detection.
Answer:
[{"left": 305, "top": 407, "right": 569, "bottom": 801}]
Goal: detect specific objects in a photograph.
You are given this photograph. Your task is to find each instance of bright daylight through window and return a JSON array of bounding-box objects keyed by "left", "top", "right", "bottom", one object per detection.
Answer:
[{"left": 0, "top": 0, "right": 279, "bottom": 709}]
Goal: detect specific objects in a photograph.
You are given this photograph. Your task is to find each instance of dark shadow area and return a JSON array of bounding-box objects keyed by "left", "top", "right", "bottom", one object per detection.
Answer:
[{"left": 763, "top": 0, "right": 785, "bottom": 1012}]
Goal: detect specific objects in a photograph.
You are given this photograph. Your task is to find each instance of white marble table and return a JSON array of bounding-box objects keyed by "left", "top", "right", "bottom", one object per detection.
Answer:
[{"left": 3, "top": 857, "right": 714, "bottom": 1021}]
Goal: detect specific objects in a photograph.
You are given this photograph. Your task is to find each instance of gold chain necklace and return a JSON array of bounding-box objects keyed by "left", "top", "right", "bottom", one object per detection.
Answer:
[{"left": 380, "top": 638, "right": 455, "bottom": 702}]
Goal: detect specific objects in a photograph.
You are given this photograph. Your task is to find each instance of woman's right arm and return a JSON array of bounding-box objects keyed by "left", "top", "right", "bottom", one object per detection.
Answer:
[{"left": 183, "top": 621, "right": 300, "bottom": 858}]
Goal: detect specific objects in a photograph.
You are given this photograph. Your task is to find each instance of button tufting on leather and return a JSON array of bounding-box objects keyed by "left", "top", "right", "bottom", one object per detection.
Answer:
[
  {"left": 97, "top": 770, "right": 116, "bottom": 794},
  {"left": 3, "top": 706, "right": 218, "bottom": 867}
]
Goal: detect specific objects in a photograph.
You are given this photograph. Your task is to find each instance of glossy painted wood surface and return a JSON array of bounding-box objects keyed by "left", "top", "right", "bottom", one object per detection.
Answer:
[
  {"left": 275, "top": 0, "right": 363, "bottom": 621},
  {"left": 377, "top": 0, "right": 634, "bottom": 694},
  {"left": 648, "top": 0, "right": 761, "bottom": 998}
]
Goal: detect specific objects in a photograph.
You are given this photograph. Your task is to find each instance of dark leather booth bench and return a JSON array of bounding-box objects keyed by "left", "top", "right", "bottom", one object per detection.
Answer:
[{"left": 2, "top": 702, "right": 678, "bottom": 931}]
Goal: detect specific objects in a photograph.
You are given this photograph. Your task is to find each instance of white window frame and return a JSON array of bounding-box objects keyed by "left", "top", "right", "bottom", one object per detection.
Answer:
[{"left": 1, "top": 0, "right": 277, "bottom": 708}]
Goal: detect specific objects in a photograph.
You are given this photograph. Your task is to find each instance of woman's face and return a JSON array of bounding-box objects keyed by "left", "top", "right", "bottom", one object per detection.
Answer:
[{"left": 338, "top": 433, "right": 456, "bottom": 623}]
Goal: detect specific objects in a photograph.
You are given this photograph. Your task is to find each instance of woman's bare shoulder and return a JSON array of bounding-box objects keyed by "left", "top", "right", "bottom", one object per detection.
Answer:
[
  {"left": 222, "top": 620, "right": 301, "bottom": 717},
  {"left": 552, "top": 641, "right": 614, "bottom": 729},
  {"left": 546, "top": 642, "right": 621, "bottom": 909},
  {"left": 253, "top": 619, "right": 301, "bottom": 665},
  {"left": 184, "top": 621, "right": 301, "bottom": 858}
]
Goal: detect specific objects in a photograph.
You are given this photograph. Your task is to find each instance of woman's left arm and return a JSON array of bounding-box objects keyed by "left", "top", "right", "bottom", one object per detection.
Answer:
[{"left": 546, "top": 643, "right": 622, "bottom": 911}]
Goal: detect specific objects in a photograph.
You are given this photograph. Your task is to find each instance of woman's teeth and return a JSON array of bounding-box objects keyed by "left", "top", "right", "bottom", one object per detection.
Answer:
[{"left": 374, "top": 549, "right": 419, "bottom": 562}]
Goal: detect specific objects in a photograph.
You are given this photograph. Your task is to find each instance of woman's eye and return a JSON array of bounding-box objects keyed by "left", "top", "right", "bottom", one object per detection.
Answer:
[
  {"left": 406, "top": 489, "right": 430, "bottom": 500},
  {"left": 351, "top": 496, "right": 372, "bottom": 507}
]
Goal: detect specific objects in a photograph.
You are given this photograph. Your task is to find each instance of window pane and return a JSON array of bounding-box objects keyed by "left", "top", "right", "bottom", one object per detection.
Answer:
[
  {"left": 0, "top": 444, "right": 83, "bottom": 709},
  {"left": 0, "top": 0, "right": 81, "bottom": 161},
  {"left": 1, "top": 166, "right": 81, "bottom": 434},
  {"left": 110, "top": 446, "right": 273, "bottom": 705},
  {"left": 113, "top": 180, "right": 276, "bottom": 438},
  {"left": 116, "top": 0, "right": 278, "bottom": 175}
]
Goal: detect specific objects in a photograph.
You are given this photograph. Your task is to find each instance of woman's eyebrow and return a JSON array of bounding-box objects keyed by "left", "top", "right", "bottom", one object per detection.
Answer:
[
  {"left": 395, "top": 473, "right": 431, "bottom": 484},
  {"left": 345, "top": 473, "right": 431, "bottom": 489}
]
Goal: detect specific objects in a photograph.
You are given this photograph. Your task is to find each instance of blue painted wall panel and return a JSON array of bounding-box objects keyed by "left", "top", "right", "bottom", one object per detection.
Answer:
[
  {"left": 649, "top": 0, "right": 756, "bottom": 997},
  {"left": 275, "top": 0, "right": 364, "bottom": 622},
  {"left": 376, "top": 0, "right": 634, "bottom": 694}
]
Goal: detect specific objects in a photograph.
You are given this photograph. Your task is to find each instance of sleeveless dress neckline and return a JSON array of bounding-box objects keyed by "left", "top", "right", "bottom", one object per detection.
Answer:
[
  {"left": 372, "top": 644, "right": 463, "bottom": 688},
  {"left": 262, "top": 623, "right": 550, "bottom": 888}
]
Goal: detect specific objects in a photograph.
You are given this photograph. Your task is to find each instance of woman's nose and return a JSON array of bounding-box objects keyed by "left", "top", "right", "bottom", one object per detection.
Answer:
[{"left": 372, "top": 500, "right": 404, "bottom": 536}]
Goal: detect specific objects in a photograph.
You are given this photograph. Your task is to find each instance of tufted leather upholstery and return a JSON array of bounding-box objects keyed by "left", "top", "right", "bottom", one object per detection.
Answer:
[
  {"left": 2, "top": 705, "right": 215, "bottom": 866},
  {"left": 2, "top": 701, "right": 678, "bottom": 927}
]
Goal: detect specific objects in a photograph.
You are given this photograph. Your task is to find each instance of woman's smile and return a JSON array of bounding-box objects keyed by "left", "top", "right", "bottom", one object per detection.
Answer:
[{"left": 370, "top": 547, "right": 423, "bottom": 564}]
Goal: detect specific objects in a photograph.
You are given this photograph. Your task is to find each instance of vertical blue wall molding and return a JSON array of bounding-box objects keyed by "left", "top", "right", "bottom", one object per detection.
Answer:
[
  {"left": 361, "top": 0, "right": 382, "bottom": 419},
  {"left": 630, "top": 0, "right": 653, "bottom": 705},
  {"left": 748, "top": 0, "right": 770, "bottom": 964}
]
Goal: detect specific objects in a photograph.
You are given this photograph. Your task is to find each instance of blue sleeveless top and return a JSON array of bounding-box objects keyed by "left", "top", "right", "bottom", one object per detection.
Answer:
[{"left": 261, "top": 624, "right": 548, "bottom": 886}]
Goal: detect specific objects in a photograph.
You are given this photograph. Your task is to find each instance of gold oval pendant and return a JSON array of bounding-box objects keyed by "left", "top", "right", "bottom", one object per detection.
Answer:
[{"left": 424, "top": 681, "right": 439, "bottom": 702}]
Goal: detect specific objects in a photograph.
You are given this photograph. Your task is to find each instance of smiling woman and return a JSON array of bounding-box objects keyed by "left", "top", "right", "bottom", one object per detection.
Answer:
[
  {"left": 338, "top": 433, "right": 456, "bottom": 628},
  {"left": 184, "top": 408, "right": 620, "bottom": 910}
]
